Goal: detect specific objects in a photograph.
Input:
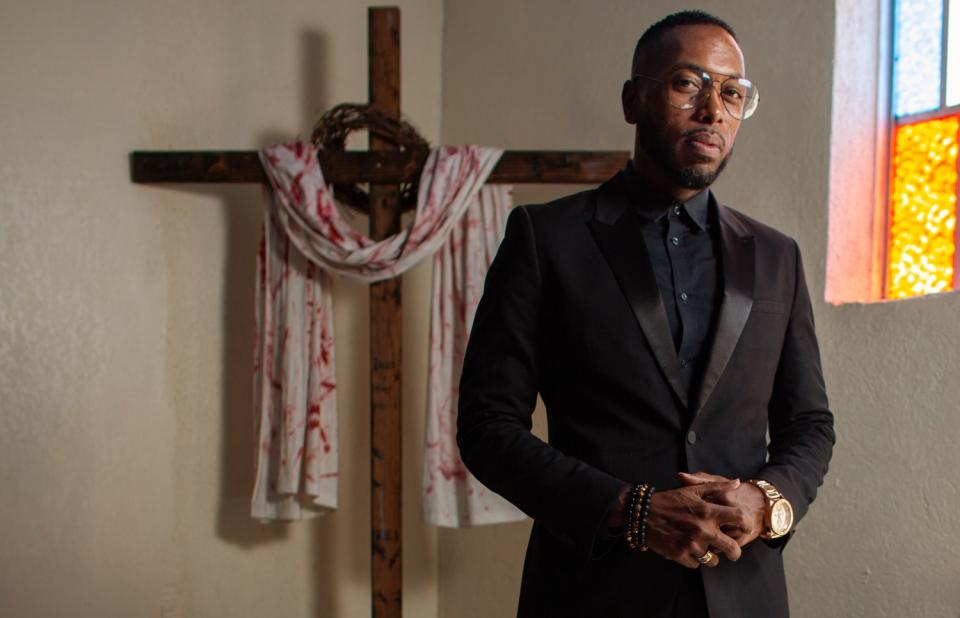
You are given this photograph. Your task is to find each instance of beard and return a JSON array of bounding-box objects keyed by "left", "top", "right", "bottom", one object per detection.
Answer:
[{"left": 636, "top": 113, "right": 732, "bottom": 190}]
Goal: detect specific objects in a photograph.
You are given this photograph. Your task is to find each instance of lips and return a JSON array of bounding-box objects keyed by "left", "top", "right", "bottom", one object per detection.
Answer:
[{"left": 683, "top": 131, "right": 723, "bottom": 156}]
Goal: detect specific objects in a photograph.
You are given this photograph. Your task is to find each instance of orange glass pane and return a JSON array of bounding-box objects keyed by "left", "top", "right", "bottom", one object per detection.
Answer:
[{"left": 888, "top": 115, "right": 959, "bottom": 298}]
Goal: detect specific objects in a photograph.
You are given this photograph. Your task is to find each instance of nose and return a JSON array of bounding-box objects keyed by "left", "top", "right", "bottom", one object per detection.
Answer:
[{"left": 695, "top": 83, "right": 725, "bottom": 124}]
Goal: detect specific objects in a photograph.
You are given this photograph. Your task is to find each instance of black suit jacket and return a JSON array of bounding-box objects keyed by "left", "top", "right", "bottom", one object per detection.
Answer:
[{"left": 457, "top": 173, "right": 835, "bottom": 617}]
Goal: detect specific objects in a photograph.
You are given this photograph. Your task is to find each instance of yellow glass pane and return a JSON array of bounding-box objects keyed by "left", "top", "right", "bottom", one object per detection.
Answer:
[{"left": 888, "top": 116, "right": 959, "bottom": 298}]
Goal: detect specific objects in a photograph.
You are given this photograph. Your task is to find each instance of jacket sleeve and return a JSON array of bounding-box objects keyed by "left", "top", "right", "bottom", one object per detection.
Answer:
[
  {"left": 756, "top": 240, "right": 836, "bottom": 546},
  {"left": 457, "top": 205, "right": 629, "bottom": 562}
]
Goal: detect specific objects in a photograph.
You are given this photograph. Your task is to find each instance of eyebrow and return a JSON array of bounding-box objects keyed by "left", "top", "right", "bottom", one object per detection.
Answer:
[{"left": 672, "top": 61, "right": 744, "bottom": 80}]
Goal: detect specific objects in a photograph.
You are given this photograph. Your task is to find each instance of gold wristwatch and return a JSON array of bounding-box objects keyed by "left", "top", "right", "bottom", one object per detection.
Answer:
[{"left": 747, "top": 479, "right": 794, "bottom": 539}]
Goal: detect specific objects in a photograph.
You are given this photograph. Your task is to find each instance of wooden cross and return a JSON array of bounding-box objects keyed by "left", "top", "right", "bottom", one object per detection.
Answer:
[{"left": 130, "top": 7, "right": 628, "bottom": 617}]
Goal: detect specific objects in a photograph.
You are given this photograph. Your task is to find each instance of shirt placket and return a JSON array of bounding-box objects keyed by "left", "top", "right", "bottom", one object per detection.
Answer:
[{"left": 665, "top": 205, "right": 695, "bottom": 389}]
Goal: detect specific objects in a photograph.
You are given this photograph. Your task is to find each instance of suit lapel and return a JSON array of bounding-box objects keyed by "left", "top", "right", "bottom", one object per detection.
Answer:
[
  {"left": 586, "top": 175, "right": 688, "bottom": 409},
  {"left": 693, "top": 204, "right": 755, "bottom": 417}
]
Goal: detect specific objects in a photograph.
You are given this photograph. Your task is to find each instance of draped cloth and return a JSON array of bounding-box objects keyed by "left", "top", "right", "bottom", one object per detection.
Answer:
[
  {"left": 251, "top": 142, "right": 526, "bottom": 528},
  {"left": 423, "top": 182, "right": 526, "bottom": 527}
]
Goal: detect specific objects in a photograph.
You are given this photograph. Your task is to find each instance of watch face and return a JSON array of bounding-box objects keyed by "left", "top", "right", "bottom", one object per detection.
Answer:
[{"left": 771, "top": 500, "right": 794, "bottom": 534}]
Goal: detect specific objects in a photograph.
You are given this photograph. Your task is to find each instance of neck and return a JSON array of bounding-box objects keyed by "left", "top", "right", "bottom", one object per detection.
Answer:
[{"left": 631, "top": 148, "right": 702, "bottom": 203}]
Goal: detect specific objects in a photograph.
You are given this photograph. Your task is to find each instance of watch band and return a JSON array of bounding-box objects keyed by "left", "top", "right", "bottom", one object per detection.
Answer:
[
  {"left": 748, "top": 479, "right": 782, "bottom": 501},
  {"left": 747, "top": 479, "right": 793, "bottom": 539}
]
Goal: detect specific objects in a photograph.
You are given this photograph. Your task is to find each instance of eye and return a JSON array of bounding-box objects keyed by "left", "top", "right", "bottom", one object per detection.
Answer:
[
  {"left": 721, "top": 87, "right": 744, "bottom": 101},
  {"left": 670, "top": 75, "right": 702, "bottom": 93}
]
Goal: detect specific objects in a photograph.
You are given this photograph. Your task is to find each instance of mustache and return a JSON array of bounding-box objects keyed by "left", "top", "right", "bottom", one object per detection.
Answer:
[{"left": 681, "top": 129, "right": 725, "bottom": 149}]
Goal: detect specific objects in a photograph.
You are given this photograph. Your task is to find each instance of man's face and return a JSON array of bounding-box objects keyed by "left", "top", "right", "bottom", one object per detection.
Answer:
[{"left": 623, "top": 24, "right": 746, "bottom": 191}]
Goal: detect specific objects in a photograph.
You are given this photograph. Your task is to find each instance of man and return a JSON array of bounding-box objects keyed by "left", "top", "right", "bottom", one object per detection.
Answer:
[{"left": 456, "top": 10, "right": 834, "bottom": 618}]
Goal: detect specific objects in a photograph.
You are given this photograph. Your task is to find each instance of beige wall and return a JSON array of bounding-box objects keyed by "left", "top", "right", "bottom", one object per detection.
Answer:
[
  {"left": 4, "top": 1, "right": 960, "bottom": 617},
  {"left": 0, "top": 1, "right": 442, "bottom": 616},
  {"left": 440, "top": 1, "right": 959, "bottom": 617}
]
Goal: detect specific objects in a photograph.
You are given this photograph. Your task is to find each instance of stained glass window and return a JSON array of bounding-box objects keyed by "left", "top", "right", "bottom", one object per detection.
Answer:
[
  {"left": 888, "top": 0, "right": 960, "bottom": 298},
  {"left": 893, "top": 0, "right": 943, "bottom": 116}
]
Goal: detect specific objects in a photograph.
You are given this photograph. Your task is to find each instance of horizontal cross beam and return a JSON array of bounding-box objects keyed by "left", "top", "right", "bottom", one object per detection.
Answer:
[{"left": 130, "top": 149, "right": 630, "bottom": 185}]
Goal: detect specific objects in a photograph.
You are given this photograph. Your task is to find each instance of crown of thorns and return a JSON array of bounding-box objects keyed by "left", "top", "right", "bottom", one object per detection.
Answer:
[{"left": 311, "top": 103, "right": 429, "bottom": 213}]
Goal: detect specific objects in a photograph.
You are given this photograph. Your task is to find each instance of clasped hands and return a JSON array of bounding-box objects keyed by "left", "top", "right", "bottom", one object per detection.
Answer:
[{"left": 612, "top": 471, "right": 766, "bottom": 569}]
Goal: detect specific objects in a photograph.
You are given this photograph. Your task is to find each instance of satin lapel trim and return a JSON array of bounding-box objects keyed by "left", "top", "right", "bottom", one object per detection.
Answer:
[
  {"left": 586, "top": 178, "right": 688, "bottom": 409},
  {"left": 694, "top": 206, "right": 754, "bottom": 417}
]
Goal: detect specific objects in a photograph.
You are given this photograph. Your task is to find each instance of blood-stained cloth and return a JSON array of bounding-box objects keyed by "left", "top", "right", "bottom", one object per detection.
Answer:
[{"left": 252, "top": 142, "right": 525, "bottom": 527}]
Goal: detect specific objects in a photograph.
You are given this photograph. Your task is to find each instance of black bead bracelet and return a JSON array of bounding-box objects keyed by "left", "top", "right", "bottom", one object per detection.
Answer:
[{"left": 638, "top": 485, "right": 656, "bottom": 551}]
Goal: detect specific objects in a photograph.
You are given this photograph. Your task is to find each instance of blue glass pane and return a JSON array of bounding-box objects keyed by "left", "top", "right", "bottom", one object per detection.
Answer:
[
  {"left": 946, "top": 0, "right": 960, "bottom": 105},
  {"left": 893, "top": 0, "right": 944, "bottom": 117}
]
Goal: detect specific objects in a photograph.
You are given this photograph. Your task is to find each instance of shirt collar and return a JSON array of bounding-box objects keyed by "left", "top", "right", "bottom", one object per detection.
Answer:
[{"left": 622, "top": 160, "right": 711, "bottom": 231}]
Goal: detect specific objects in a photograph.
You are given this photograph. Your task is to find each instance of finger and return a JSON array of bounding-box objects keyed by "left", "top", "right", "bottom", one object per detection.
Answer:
[
  {"left": 691, "top": 548, "right": 721, "bottom": 568},
  {"left": 693, "top": 480, "right": 741, "bottom": 501},
  {"left": 677, "top": 472, "right": 711, "bottom": 486},
  {"left": 710, "top": 530, "right": 742, "bottom": 562},
  {"left": 678, "top": 553, "right": 702, "bottom": 569},
  {"left": 692, "top": 479, "right": 741, "bottom": 495},
  {"left": 697, "top": 489, "right": 738, "bottom": 507},
  {"left": 704, "top": 503, "right": 747, "bottom": 527},
  {"left": 703, "top": 551, "right": 721, "bottom": 568},
  {"left": 679, "top": 471, "right": 729, "bottom": 484}
]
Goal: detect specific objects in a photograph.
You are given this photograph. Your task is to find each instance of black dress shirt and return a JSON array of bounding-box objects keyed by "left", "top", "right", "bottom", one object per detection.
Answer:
[{"left": 622, "top": 162, "right": 722, "bottom": 413}]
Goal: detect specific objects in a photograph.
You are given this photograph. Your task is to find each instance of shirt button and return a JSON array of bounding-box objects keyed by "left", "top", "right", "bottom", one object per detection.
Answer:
[
  {"left": 679, "top": 292, "right": 689, "bottom": 302},
  {"left": 671, "top": 236, "right": 681, "bottom": 246},
  {"left": 673, "top": 205, "right": 681, "bottom": 216},
  {"left": 680, "top": 359, "right": 688, "bottom": 368},
  {"left": 687, "top": 430, "right": 697, "bottom": 445}
]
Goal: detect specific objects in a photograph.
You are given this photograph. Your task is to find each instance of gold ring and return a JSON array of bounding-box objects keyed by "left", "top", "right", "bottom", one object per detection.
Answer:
[{"left": 696, "top": 550, "right": 716, "bottom": 565}]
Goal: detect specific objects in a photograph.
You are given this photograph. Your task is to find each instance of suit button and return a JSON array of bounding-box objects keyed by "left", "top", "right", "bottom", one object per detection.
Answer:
[{"left": 686, "top": 430, "right": 697, "bottom": 445}]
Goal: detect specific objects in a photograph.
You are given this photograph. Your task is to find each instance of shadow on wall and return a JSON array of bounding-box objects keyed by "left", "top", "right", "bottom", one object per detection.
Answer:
[
  {"left": 210, "top": 27, "right": 373, "bottom": 618},
  {"left": 211, "top": 25, "right": 338, "bottom": 553},
  {"left": 212, "top": 25, "right": 331, "bottom": 552}
]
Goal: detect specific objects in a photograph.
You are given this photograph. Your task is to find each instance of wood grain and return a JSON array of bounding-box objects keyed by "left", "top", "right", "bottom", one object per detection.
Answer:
[
  {"left": 130, "top": 149, "right": 630, "bottom": 187},
  {"left": 368, "top": 7, "right": 403, "bottom": 618}
]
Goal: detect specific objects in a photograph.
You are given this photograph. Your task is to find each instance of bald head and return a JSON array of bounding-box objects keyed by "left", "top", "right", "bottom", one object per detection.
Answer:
[{"left": 631, "top": 10, "right": 738, "bottom": 77}]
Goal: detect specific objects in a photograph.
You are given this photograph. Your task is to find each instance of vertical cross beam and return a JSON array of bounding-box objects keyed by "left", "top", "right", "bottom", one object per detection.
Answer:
[{"left": 368, "top": 7, "right": 402, "bottom": 618}]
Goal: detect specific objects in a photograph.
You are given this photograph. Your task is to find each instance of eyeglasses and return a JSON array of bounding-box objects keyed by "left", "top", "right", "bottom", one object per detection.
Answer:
[{"left": 633, "top": 69, "right": 760, "bottom": 120}]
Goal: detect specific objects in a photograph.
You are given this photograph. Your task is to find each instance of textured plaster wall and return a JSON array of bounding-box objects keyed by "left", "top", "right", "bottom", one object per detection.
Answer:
[
  {"left": 440, "top": 1, "right": 960, "bottom": 616},
  {"left": 0, "top": 1, "right": 442, "bottom": 617}
]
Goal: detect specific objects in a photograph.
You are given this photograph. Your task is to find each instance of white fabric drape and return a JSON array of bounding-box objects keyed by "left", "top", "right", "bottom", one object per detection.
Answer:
[
  {"left": 423, "top": 185, "right": 525, "bottom": 527},
  {"left": 251, "top": 142, "right": 525, "bottom": 527}
]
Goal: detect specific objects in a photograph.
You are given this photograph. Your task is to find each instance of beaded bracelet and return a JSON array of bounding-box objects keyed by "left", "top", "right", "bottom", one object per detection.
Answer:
[
  {"left": 630, "top": 485, "right": 645, "bottom": 548},
  {"left": 624, "top": 484, "right": 641, "bottom": 549},
  {"left": 624, "top": 483, "right": 648, "bottom": 551},
  {"left": 623, "top": 484, "right": 638, "bottom": 549},
  {"left": 638, "top": 485, "right": 656, "bottom": 551}
]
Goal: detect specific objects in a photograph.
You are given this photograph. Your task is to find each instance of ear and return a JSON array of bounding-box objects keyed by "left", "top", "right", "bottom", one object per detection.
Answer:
[{"left": 622, "top": 79, "right": 638, "bottom": 125}]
